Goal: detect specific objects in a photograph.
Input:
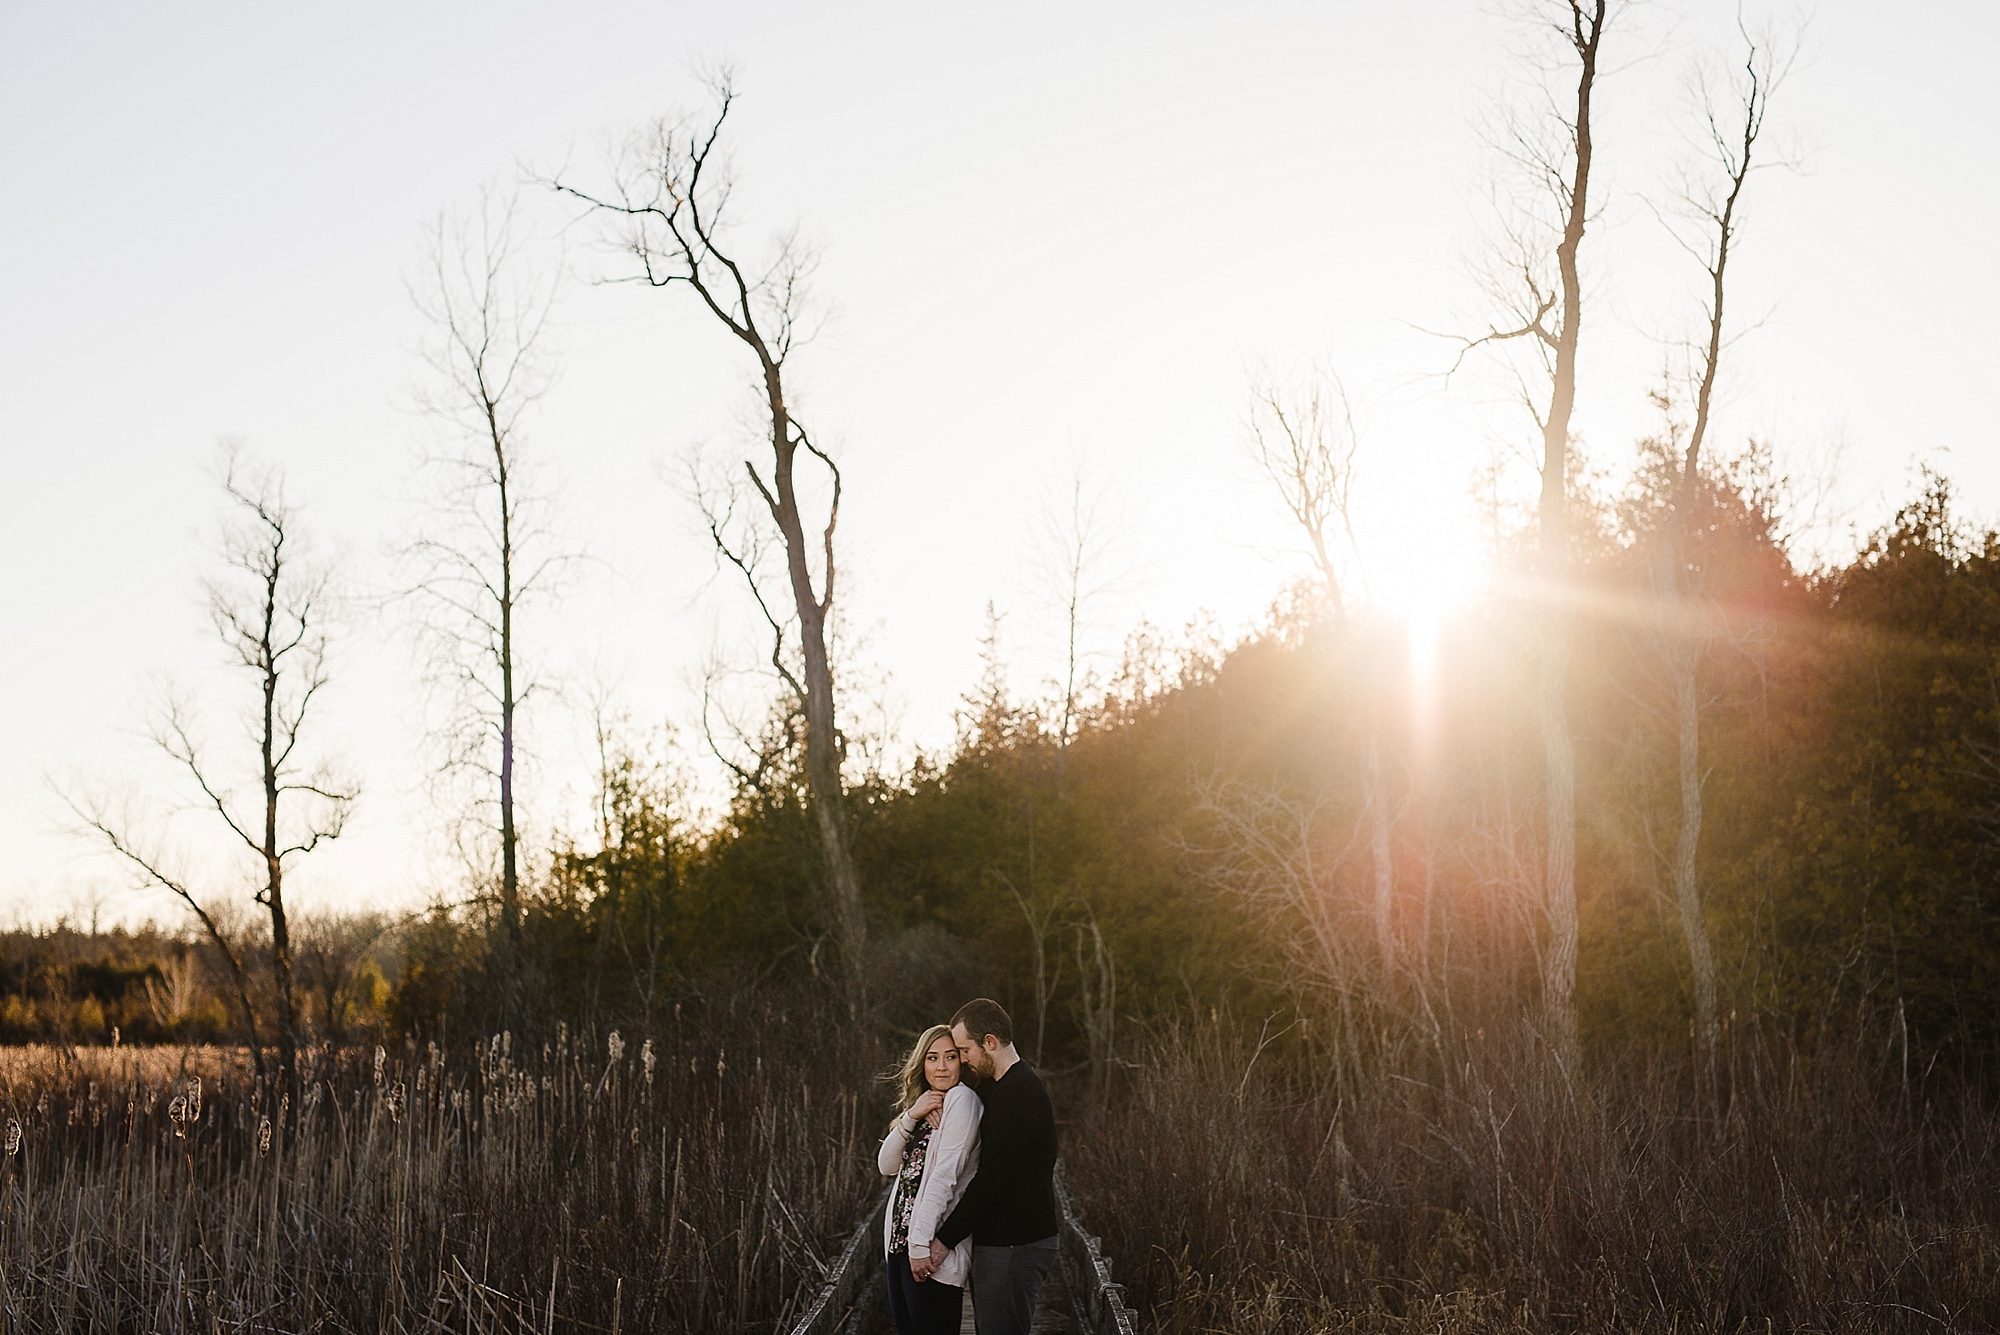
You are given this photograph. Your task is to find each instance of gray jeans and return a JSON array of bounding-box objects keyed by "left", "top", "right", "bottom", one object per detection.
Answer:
[{"left": 970, "top": 1236, "right": 1059, "bottom": 1335}]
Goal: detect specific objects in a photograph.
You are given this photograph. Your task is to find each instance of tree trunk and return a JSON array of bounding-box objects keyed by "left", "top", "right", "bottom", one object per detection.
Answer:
[
  {"left": 1669, "top": 642, "right": 1720, "bottom": 1077},
  {"left": 1366, "top": 729, "right": 1396, "bottom": 983},
  {"left": 1659, "top": 22, "right": 1774, "bottom": 1089},
  {"left": 1537, "top": 621, "right": 1579, "bottom": 1064},
  {"left": 262, "top": 599, "right": 300, "bottom": 1097},
  {"left": 761, "top": 368, "right": 867, "bottom": 1013},
  {"left": 1535, "top": 0, "right": 1605, "bottom": 1071},
  {"left": 496, "top": 434, "right": 523, "bottom": 954}
]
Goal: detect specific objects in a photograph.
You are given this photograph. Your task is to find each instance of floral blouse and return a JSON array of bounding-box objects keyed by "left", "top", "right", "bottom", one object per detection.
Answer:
[{"left": 887, "top": 1115, "right": 936, "bottom": 1254}]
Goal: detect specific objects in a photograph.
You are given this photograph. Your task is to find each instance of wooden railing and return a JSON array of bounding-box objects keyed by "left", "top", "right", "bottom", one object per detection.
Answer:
[
  {"left": 786, "top": 1185, "right": 886, "bottom": 1335},
  {"left": 786, "top": 1162, "right": 1136, "bottom": 1335},
  {"left": 1055, "top": 1162, "right": 1138, "bottom": 1335}
]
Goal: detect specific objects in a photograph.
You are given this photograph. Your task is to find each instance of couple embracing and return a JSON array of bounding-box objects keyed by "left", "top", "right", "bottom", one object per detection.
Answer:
[{"left": 877, "top": 998, "right": 1059, "bottom": 1335}]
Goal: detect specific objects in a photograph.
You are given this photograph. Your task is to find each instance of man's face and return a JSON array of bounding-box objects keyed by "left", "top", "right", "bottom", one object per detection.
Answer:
[{"left": 951, "top": 1022, "right": 995, "bottom": 1079}]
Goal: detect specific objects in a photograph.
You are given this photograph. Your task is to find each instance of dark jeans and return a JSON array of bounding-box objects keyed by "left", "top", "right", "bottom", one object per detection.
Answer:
[
  {"left": 886, "top": 1248, "right": 964, "bottom": 1335},
  {"left": 971, "top": 1236, "right": 1059, "bottom": 1335}
]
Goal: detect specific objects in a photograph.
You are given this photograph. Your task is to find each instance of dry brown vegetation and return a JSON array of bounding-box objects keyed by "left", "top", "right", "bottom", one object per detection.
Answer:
[
  {"left": 0, "top": 992, "right": 874, "bottom": 1334},
  {"left": 1065, "top": 1014, "right": 2000, "bottom": 1334}
]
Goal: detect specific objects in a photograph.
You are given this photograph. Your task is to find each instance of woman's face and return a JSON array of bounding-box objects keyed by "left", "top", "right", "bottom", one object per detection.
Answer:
[{"left": 923, "top": 1033, "right": 962, "bottom": 1092}]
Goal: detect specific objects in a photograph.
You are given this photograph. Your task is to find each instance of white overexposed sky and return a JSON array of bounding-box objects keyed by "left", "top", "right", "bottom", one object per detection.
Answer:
[{"left": 3, "top": 1, "right": 1995, "bottom": 926}]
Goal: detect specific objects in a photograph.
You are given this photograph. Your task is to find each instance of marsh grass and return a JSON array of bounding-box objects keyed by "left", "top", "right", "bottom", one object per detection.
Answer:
[
  {"left": 0, "top": 993, "right": 875, "bottom": 1333},
  {"left": 1065, "top": 1015, "right": 2000, "bottom": 1334}
]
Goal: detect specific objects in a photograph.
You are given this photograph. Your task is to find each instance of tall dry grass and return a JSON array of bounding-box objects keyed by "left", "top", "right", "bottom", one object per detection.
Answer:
[
  {"left": 0, "top": 992, "right": 875, "bottom": 1333},
  {"left": 1064, "top": 1014, "right": 2000, "bottom": 1334}
]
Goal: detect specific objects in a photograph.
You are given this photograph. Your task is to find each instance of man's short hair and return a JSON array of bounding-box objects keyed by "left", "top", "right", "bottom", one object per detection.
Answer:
[{"left": 951, "top": 998, "right": 1013, "bottom": 1048}]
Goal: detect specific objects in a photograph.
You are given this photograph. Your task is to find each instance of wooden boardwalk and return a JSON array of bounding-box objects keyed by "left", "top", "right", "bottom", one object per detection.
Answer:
[
  {"left": 956, "top": 1259, "right": 1079, "bottom": 1334},
  {"left": 840, "top": 1255, "right": 1079, "bottom": 1335},
  {"left": 793, "top": 1166, "right": 1133, "bottom": 1335}
]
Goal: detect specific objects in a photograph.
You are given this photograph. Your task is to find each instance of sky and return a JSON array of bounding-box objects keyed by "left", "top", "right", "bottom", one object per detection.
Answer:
[{"left": 3, "top": 1, "right": 1995, "bottom": 927}]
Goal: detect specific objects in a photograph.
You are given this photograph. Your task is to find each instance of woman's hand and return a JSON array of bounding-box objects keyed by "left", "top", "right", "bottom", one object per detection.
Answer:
[
  {"left": 909, "top": 1251, "right": 934, "bottom": 1282},
  {"left": 908, "top": 1090, "right": 944, "bottom": 1123}
]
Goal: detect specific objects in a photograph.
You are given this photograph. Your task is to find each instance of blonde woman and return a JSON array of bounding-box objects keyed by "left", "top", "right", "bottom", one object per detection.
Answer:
[{"left": 877, "top": 1024, "right": 982, "bottom": 1335}]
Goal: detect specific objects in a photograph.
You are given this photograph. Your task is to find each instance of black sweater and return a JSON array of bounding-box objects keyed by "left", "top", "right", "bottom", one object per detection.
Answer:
[{"left": 936, "top": 1060, "right": 1059, "bottom": 1248}]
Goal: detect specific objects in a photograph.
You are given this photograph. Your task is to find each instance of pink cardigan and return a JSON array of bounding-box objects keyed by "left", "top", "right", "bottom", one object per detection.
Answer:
[{"left": 876, "top": 1083, "right": 982, "bottom": 1286}]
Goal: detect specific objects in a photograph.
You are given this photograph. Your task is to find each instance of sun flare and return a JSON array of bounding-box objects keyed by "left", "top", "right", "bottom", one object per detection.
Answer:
[{"left": 1365, "top": 524, "right": 1486, "bottom": 634}]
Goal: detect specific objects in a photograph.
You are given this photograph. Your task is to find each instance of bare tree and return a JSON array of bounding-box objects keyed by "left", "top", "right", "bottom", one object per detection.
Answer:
[
  {"left": 550, "top": 75, "right": 868, "bottom": 1012},
  {"left": 1028, "top": 465, "right": 1132, "bottom": 797},
  {"left": 1244, "top": 368, "right": 1363, "bottom": 624},
  {"left": 1073, "top": 910, "right": 1118, "bottom": 1111},
  {"left": 995, "top": 869, "right": 1064, "bottom": 1063},
  {"left": 59, "top": 446, "right": 355, "bottom": 1091},
  {"left": 1647, "top": 21, "right": 1796, "bottom": 1082},
  {"left": 399, "top": 186, "right": 570, "bottom": 974},
  {"left": 1459, "top": 0, "right": 1615, "bottom": 1066},
  {"left": 63, "top": 791, "right": 268, "bottom": 1072},
  {"left": 1243, "top": 369, "right": 1404, "bottom": 982},
  {"left": 1191, "top": 779, "right": 1373, "bottom": 1091}
]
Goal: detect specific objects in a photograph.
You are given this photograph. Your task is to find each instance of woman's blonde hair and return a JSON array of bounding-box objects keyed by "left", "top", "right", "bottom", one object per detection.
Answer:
[{"left": 884, "top": 1024, "right": 956, "bottom": 1119}]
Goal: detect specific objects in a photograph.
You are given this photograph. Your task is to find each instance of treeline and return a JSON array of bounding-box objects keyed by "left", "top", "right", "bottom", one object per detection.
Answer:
[
  {"left": 0, "top": 916, "right": 395, "bottom": 1047},
  {"left": 17, "top": 458, "right": 1998, "bottom": 1084}
]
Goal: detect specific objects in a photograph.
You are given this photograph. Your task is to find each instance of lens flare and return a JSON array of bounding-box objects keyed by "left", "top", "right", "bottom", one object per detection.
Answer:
[{"left": 1365, "top": 525, "right": 1485, "bottom": 755}]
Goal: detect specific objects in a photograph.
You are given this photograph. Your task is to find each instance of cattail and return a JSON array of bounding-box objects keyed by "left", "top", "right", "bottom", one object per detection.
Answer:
[
  {"left": 258, "top": 1116, "right": 273, "bottom": 1156},
  {"left": 4, "top": 1117, "right": 20, "bottom": 1156},
  {"left": 641, "top": 1039, "right": 656, "bottom": 1087},
  {"left": 373, "top": 1046, "right": 386, "bottom": 1086},
  {"left": 502, "top": 1030, "right": 512, "bottom": 1058},
  {"left": 607, "top": 1031, "right": 625, "bottom": 1064},
  {"left": 187, "top": 1076, "right": 202, "bottom": 1123},
  {"left": 384, "top": 1083, "right": 406, "bottom": 1124},
  {"left": 168, "top": 1096, "right": 188, "bottom": 1138}
]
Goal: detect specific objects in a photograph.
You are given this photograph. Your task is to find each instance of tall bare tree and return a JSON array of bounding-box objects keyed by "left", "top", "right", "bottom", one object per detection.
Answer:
[
  {"left": 1649, "top": 22, "right": 1794, "bottom": 1081},
  {"left": 1461, "top": 0, "right": 1614, "bottom": 1065},
  {"left": 400, "top": 187, "right": 569, "bottom": 971},
  {"left": 1245, "top": 369, "right": 1405, "bottom": 982},
  {"left": 550, "top": 75, "right": 868, "bottom": 1012},
  {"left": 60, "top": 446, "right": 354, "bottom": 1092}
]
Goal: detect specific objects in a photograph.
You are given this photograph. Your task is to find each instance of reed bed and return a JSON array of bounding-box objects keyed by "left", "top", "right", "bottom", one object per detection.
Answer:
[
  {"left": 1064, "top": 1016, "right": 2000, "bottom": 1334},
  {"left": 0, "top": 996, "right": 875, "bottom": 1333}
]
